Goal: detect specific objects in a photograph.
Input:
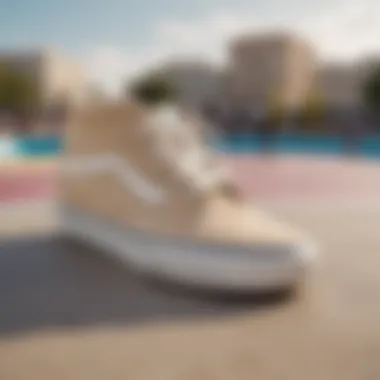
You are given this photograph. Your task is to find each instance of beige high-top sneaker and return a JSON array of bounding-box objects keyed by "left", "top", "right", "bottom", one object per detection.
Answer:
[{"left": 60, "top": 101, "right": 317, "bottom": 292}]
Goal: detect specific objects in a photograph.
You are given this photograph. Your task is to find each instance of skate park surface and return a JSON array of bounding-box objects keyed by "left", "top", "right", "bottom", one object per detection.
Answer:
[{"left": 1, "top": 154, "right": 380, "bottom": 379}]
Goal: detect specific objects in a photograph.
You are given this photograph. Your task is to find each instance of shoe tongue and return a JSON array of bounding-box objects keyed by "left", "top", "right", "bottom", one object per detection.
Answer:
[
  {"left": 150, "top": 105, "right": 202, "bottom": 139},
  {"left": 148, "top": 105, "right": 242, "bottom": 198},
  {"left": 151, "top": 105, "right": 182, "bottom": 129}
]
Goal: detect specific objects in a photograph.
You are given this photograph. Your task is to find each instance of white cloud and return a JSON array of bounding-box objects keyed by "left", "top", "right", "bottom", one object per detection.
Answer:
[
  {"left": 82, "top": 47, "right": 153, "bottom": 97},
  {"left": 82, "top": 0, "right": 380, "bottom": 96},
  {"left": 155, "top": 11, "right": 262, "bottom": 60},
  {"left": 298, "top": 1, "right": 380, "bottom": 61}
]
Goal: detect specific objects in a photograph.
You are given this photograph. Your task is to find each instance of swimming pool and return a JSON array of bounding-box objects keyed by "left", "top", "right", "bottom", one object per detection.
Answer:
[
  {"left": 0, "top": 136, "right": 62, "bottom": 159},
  {"left": 216, "top": 133, "right": 380, "bottom": 158},
  {"left": 1, "top": 133, "right": 380, "bottom": 159}
]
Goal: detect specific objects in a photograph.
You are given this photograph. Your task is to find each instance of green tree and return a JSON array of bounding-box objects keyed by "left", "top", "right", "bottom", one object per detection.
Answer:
[
  {"left": 299, "top": 90, "right": 325, "bottom": 132},
  {"left": 0, "top": 64, "right": 38, "bottom": 119},
  {"left": 266, "top": 90, "right": 285, "bottom": 131},
  {"left": 362, "top": 66, "right": 380, "bottom": 112},
  {"left": 129, "top": 73, "right": 177, "bottom": 106}
]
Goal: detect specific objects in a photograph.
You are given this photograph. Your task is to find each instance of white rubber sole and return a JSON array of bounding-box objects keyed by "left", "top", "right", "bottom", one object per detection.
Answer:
[{"left": 59, "top": 205, "right": 317, "bottom": 292}]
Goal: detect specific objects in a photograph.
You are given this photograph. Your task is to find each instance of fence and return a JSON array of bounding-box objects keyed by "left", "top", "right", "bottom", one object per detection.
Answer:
[{"left": 1, "top": 134, "right": 380, "bottom": 159}]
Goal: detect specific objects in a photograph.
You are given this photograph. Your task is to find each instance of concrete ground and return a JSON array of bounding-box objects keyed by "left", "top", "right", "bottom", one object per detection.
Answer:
[
  {"left": 1, "top": 155, "right": 380, "bottom": 379},
  {"left": 0, "top": 200, "right": 380, "bottom": 379}
]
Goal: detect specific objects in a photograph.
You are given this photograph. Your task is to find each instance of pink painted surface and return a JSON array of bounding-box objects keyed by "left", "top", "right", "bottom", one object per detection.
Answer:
[
  {"left": 1, "top": 155, "right": 380, "bottom": 203},
  {"left": 225, "top": 155, "right": 380, "bottom": 202},
  {"left": 0, "top": 162, "right": 57, "bottom": 202}
]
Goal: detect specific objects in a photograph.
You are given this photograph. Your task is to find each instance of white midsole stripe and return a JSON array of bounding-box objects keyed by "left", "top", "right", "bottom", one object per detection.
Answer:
[{"left": 61, "top": 154, "right": 165, "bottom": 204}]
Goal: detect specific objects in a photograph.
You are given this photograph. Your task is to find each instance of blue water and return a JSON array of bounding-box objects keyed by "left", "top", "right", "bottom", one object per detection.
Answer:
[
  {"left": 359, "top": 136, "right": 380, "bottom": 158},
  {"left": 217, "top": 133, "right": 380, "bottom": 158},
  {"left": 15, "top": 135, "right": 62, "bottom": 157},
  {"left": 1, "top": 134, "right": 380, "bottom": 159}
]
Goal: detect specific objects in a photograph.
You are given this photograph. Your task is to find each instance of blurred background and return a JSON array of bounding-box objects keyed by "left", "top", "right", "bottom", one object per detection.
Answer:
[
  {"left": 2, "top": 1, "right": 380, "bottom": 207},
  {"left": 1, "top": 1, "right": 380, "bottom": 379}
]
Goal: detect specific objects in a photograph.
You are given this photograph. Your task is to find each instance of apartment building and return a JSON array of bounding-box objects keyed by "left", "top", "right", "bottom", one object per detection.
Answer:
[
  {"left": 316, "top": 56, "right": 380, "bottom": 111},
  {"left": 228, "top": 33, "right": 316, "bottom": 115}
]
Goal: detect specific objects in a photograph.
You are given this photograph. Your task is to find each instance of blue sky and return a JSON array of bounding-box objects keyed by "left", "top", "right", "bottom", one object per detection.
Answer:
[
  {"left": 1, "top": 0, "right": 380, "bottom": 93},
  {"left": 0, "top": 0, "right": 326, "bottom": 51}
]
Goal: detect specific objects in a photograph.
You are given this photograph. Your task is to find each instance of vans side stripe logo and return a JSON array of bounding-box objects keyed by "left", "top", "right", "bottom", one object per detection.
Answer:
[{"left": 61, "top": 154, "right": 165, "bottom": 204}]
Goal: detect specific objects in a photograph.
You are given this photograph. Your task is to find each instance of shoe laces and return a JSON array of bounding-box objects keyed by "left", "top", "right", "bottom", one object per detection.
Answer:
[{"left": 146, "top": 105, "right": 230, "bottom": 192}]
